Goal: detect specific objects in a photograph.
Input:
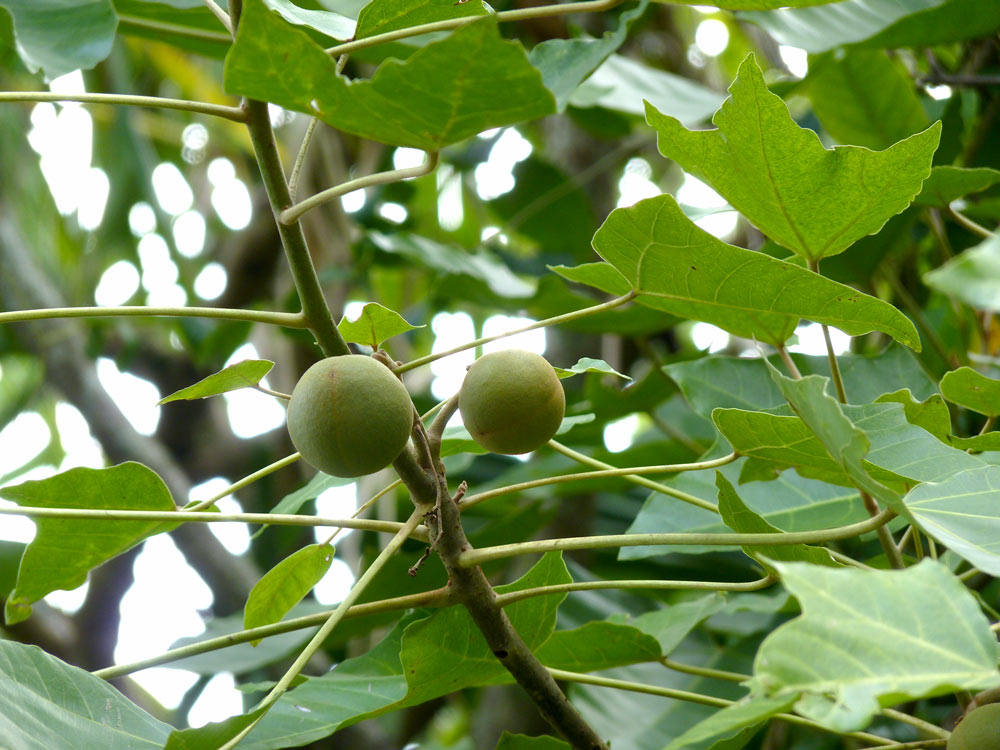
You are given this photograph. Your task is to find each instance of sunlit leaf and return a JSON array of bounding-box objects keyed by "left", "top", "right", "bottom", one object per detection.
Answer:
[
  {"left": 647, "top": 55, "right": 940, "bottom": 261},
  {"left": 243, "top": 544, "right": 335, "bottom": 645},
  {"left": 874, "top": 389, "right": 952, "bottom": 442},
  {"left": 158, "top": 359, "right": 274, "bottom": 404},
  {"left": 749, "top": 560, "right": 1000, "bottom": 731},
  {"left": 225, "top": 1, "right": 555, "bottom": 149},
  {"left": 337, "top": 302, "right": 423, "bottom": 350},
  {"left": 591, "top": 194, "right": 920, "bottom": 348},
  {"left": 1, "top": 463, "right": 176, "bottom": 625},
  {"left": 554, "top": 357, "right": 630, "bottom": 381},
  {"left": 0, "top": 640, "right": 171, "bottom": 749},
  {"left": 356, "top": 0, "right": 489, "bottom": 39},
  {"left": 617, "top": 592, "right": 726, "bottom": 654}
]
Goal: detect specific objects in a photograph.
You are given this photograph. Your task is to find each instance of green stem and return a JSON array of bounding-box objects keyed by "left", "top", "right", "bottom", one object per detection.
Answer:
[
  {"left": 184, "top": 453, "right": 300, "bottom": 512},
  {"left": 202, "top": 0, "right": 234, "bottom": 33},
  {"left": 949, "top": 206, "right": 994, "bottom": 238},
  {"left": 807, "top": 260, "right": 848, "bottom": 403},
  {"left": 395, "top": 292, "right": 637, "bottom": 374},
  {"left": 881, "top": 709, "right": 951, "bottom": 740},
  {"left": 323, "top": 478, "right": 403, "bottom": 546},
  {"left": 117, "top": 14, "right": 233, "bottom": 45},
  {"left": 545, "top": 439, "right": 720, "bottom": 513},
  {"left": 280, "top": 151, "right": 439, "bottom": 225},
  {"left": 326, "top": 0, "right": 626, "bottom": 56},
  {"left": 243, "top": 98, "right": 349, "bottom": 357},
  {"left": 659, "top": 657, "right": 747, "bottom": 682},
  {"left": 93, "top": 584, "right": 454, "bottom": 679},
  {"left": 220, "top": 508, "right": 427, "bottom": 749},
  {"left": 0, "top": 306, "right": 304, "bottom": 327},
  {"left": 776, "top": 344, "right": 802, "bottom": 379},
  {"left": 460, "top": 451, "right": 737, "bottom": 512},
  {"left": 253, "top": 384, "right": 291, "bottom": 400},
  {"left": 545, "top": 668, "right": 895, "bottom": 746},
  {"left": 287, "top": 117, "right": 320, "bottom": 202},
  {"left": 874, "top": 742, "right": 946, "bottom": 750},
  {"left": 459, "top": 509, "right": 896, "bottom": 567},
  {"left": 494, "top": 575, "right": 774, "bottom": 607},
  {"left": 0, "top": 505, "right": 429, "bottom": 540},
  {"left": 0, "top": 91, "right": 245, "bottom": 121}
]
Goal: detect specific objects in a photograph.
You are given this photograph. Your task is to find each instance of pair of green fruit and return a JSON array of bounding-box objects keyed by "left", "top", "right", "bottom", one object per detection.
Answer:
[{"left": 286, "top": 350, "right": 565, "bottom": 478}]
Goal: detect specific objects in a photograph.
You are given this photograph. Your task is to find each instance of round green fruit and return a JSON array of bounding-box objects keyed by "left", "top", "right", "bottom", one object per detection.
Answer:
[
  {"left": 949, "top": 703, "right": 1000, "bottom": 750},
  {"left": 458, "top": 349, "right": 565, "bottom": 455},
  {"left": 286, "top": 355, "right": 414, "bottom": 478}
]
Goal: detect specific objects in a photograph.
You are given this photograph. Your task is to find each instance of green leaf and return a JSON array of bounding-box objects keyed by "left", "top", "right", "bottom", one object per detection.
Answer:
[
  {"left": 554, "top": 357, "right": 630, "bottom": 381},
  {"left": 904, "top": 465, "right": 1000, "bottom": 577},
  {"left": 874, "top": 389, "right": 952, "bottom": 442},
  {"left": 713, "top": 401, "right": 983, "bottom": 488},
  {"left": 620, "top": 592, "right": 727, "bottom": 654},
  {"left": 591, "top": 194, "right": 920, "bottom": 349},
  {"left": 716, "top": 473, "right": 838, "bottom": 568},
  {"left": 225, "top": 2, "right": 555, "bottom": 149},
  {"left": 940, "top": 366, "right": 1000, "bottom": 417},
  {"left": 914, "top": 166, "right": 1000, "bottom": 207},
  {"left": 241, "top": 553, "right": 570, "bottom": 748},
  {"left": 337, "top": 302, "right": 423, "bottom": 350},
  {"left": 529, "top": 0, "right": 647, "bottom": 112},
  {"left": 262, "top": 0, "right": 355, "bottom": 40},
  {"left": 165, "top": 707, "right": 268, "bottom": 750},
  {"left": 621, "top": 456, "right": 866, "bottom": 561},
  {"left": 749, "top": 559, "right": 1000, "bottom": 731},
  {"left": 0, "top": 640, "right": 171, "bottom": 749},
  {"left": 496, "top": 733, "right": 570, "bottom": 750},
  {"left": 647, "top": 55, "right": 941, "bottom": 261},
  {"left": 0, "top": 0, "right": 116, "bottom": 78},
  {"left": 569, "top": 53, "right": 724, "bottom": 123},
  {"left": 534, "top": 621, "right": 662, "bottom": 671},
  {"left": 158, "top": 359, "right": 274, "bottom": 405},
  {"left": 113, "top": 0, "right": 232, "bottom": 58},
  {"left": 356, "top": 0, "right": 489, "bottom": 40},
  {"left": 243, "top": 544, "right": 335, "bottom": 645},
  {"left": 666, "top": 347, "right": 936, "bottom": 420},
  {"left": 663, "top": 694, "right": 796, "bottom": 750},
  {"left": 369, "top": 231, "right": 536, "bottom": 298},
  {"left": 1, "top": 462, "right": 175, "bottom": 625},
  {"left": 440, "top": 414, "right": 594, "bottom": 457},
  {"left": 805, "top": 49, "right": 928, "bottom": 150},
  {"left": 549, "top": 262, "right": 633, "bottom": 296},
  {"left": 762, "top": 361, "right": 902, "bottom": 511},
  {"left": 924, "top": 233, "right": 1000, "bottom": 312},
  {"left": 742, "top": 0, "right": 1000, "bottom": 54}
]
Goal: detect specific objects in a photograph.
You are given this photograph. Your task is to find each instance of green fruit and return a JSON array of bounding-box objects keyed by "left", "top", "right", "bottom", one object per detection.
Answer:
[
  {"left": 949, "top": 703, "right": 1000, "bottom": 750},
  {"left": 458, "top": 349, "right": 565, "bottom": 455},
  {"left": 286, "top": 355, "right": 414, "bottom": 478}
]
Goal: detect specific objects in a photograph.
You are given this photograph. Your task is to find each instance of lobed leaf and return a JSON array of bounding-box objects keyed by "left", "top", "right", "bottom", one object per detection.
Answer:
[
  {"left": 749, "top": 559, "right": 1000, "bottom": 731},
  {"left": 1, "top": 462, "right": 176, "bottom": 625},
  {"left": 225, "top": 0, "right": 555, "bottom": 149},
  {"left": 591, "top": 194, "right": 920, "bottom": 349},
  {"left": 647, "top": 55, "right": 940, "bottom": 261},
  {"left": 158, "top": 359, "right": 274, "bottom": 404}
]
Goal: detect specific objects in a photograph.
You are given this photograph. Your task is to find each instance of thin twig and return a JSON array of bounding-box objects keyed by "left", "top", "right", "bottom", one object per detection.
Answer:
[
  {"left": 280, "top": 151, "right": 439, "bottom": 224},
  {"left": 0, "top": 91, "right": 246, "bottom": 121},
  {"left": 185, "top": 453, "right": 301, "bottom": 511},
  {"left": 288, "top": 117, "right": 319, "bottom": 202},
  {"left": 776, "top": 344, "right": 802, "bottom": 379},
  {"left": 0, "top": 305, "right": 304, "bottom": 327},
  {"left": 202, "top": 0, "right": 234, "bottom": 34},
  {"left": 459, "top": 509, "right": 897, "bottom": 567},
  {"left": 253, "top": 384, "right": 292, "bottom": 400},
  {"left": 949, "top": 205, "right": 994, "bottom": 238}
]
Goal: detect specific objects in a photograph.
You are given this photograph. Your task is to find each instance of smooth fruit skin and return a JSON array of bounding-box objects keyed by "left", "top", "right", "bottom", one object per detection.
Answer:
[
  {"left": 459, "top": 349, "right": 565, "bottom": 455},
  {"left": 949, "top": 703, "right": 1000, "bottom": 750},
  {"left": 286, "top": 355, "right": 414, "bottom": 478}
]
